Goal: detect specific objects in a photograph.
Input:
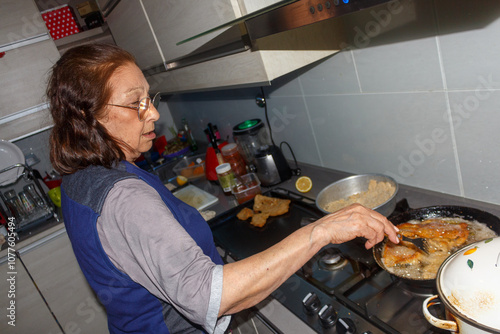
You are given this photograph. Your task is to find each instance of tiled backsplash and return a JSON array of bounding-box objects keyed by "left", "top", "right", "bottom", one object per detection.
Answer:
[
  {"left": 13, "top": 0, "right": 500, "bottom": 205},
  {"left": 165, "top": 0, "right": 500, "bottom": 205}
]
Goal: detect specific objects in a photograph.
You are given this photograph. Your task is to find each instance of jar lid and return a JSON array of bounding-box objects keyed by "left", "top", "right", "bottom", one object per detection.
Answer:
[
  {"left": 232, "top": 119, "right": 264, "bottom": 135},
  {"left": 215, "top": 163, "right": 232, "bottom": 174},
  {"left": 221, "top": 143, "right": 238, "bottom": 155}
]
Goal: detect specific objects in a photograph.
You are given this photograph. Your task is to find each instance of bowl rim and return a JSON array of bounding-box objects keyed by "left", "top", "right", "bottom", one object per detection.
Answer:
[{"left": 315, "top": 173, "right": 399, "bottom": 214}]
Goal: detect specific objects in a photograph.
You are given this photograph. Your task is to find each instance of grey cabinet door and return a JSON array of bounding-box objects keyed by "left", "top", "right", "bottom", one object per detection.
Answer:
[
  {"left": 19, "top": 231, "right": 109, "bottom": 333},
  {"left": 106, "top": 0, "right": 163, "bottom": 70},
  {"left": 0, "top": 256, "right": 61, "bottom": 333},
  {"left": 143, "top": 0, "right": 241, "bottom": 64},
  {"left": 0, "top": 40, "right": 59, "bottom": 118},
  {"left": 0, "top": 0, "right": 48, "bottom": 47},
  {"left": 0, "top": 39, "right": 60, "bottom": 141}
]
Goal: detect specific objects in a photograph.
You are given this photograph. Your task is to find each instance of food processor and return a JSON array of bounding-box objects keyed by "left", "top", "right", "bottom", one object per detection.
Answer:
[{"left": 232, "top": 119, "right": 292, "bottom": 186}]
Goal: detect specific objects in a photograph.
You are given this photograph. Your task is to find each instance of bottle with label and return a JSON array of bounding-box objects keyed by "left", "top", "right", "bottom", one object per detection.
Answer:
[
  {"left": 182, "top": 118, "right": 198, "bottom": 151},
  {"left": 215, "top": 163, "right": 235, "bottom": 195}
]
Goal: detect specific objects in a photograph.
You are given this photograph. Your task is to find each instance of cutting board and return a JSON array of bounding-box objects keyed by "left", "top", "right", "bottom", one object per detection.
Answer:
[{"left": 172, "top": 184, "right": 218, "bottom": 211}]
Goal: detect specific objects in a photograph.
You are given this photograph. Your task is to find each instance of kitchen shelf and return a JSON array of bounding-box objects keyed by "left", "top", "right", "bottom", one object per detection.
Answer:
[{"left": 53, "top": 24, "right": 114, "bottom": 52}]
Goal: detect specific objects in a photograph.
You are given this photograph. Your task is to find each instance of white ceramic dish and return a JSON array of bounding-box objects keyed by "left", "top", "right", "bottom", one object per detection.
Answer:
[{"left": 0, "top": 139, "right": 25, "bottom": 186}]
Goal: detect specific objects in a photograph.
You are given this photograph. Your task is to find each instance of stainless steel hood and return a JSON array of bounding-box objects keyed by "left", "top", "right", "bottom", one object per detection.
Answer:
[
  {"left": 162, "top": 0, "right": 393, "bottom": 72},
  {"left": 177, "top": 0, "right": 393, "bottom": 45},
  {"left": 244, "top": 0, "right": 394, "bottom": 41}
]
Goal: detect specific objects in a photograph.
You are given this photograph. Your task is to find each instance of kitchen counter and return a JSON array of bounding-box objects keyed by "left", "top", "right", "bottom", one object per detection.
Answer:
[
  {"left": 5, "top": 160, "right": 500, "bottom": 259},
  {"left": 189, "top": 160, "right": 500, "bottom": 219}
]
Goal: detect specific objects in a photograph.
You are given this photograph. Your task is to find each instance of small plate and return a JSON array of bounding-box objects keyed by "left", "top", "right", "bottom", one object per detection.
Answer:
[{"left": 0, "top": 139, "right": 25, "bottom": 186}]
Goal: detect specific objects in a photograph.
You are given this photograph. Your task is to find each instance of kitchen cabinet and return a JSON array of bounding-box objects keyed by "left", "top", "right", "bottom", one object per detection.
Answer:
[
  {"left": 0, "top": 255, "right": 61, "bottom": 333},
  {"left": 142, "top": 0, "right": 243, "bottom": 65},
  {"left": 105, "top": 0, "right": 163, "bottom": 70},
  {"left": 0, "top": 0, "right": 60, "bottom": 141},
  {"left": 18, "top": 229, "right": 108, "bottom": 333},
  {"left": 0, "top": 0, "right": 48, "bottom": 47},
  {"left": 104, "top": 0, "right": 342, "bottom": 93}
]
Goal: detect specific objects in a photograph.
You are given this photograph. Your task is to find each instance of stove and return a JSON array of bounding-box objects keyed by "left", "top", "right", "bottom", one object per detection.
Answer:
[{"left": 210, "top": 189, "right": 448, "bottom": 334}]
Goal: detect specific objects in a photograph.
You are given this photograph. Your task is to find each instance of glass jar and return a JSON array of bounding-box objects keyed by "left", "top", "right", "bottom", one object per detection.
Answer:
[
  {"left": 215, "top": 163, "right": 235, "bottom": 194},
  {"left": 221, "top": 143, "right": 247, "bottom": 176}
]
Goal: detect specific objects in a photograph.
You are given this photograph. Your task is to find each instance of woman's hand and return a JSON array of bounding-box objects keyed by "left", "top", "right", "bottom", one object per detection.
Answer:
[
  {"left": 220, "top": 203, "right": 398, "bottom": 316},
  {"left": 312, "top": 203, "right": 399, "bottom": 249}
]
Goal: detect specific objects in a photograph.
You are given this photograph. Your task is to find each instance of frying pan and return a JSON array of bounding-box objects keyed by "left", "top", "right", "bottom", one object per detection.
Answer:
[{"left": 373, "top": 205, "right": 500, "bottom": 287}]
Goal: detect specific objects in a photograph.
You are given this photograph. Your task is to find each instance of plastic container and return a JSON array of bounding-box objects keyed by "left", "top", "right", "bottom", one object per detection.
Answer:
[
  {"left": 215, "top": 163, "right": 235, "bottom": 194},
  {"left": 231, "top": 173, "right": 261, "bottom": 204},
  {"left": 173, "top": 154, "right": 206, "bottom": 180},
  {"left": 221, "top": 143, "right": 247, "bottom": 176}
]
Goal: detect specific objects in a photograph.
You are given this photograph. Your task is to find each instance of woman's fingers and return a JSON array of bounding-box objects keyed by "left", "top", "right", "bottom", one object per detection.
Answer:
[{"left": 318, "top": 203, "right": 399, "bottom": 248}]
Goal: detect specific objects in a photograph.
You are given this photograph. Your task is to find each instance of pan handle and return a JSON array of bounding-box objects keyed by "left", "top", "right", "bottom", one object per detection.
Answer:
[{"left": 423, "top": 295, "right": 458, "bottom": 332}]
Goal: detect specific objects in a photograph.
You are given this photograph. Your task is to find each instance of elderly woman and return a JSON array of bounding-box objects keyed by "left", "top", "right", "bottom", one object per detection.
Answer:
[{"left": 47, "top": 44, "right": 399, "bottom": 334}]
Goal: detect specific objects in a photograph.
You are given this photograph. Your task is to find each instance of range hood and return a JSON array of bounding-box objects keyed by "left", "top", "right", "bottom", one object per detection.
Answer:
[
  {"left": 178, "top": 0, "right": 393, "bottom": 45},
  {"left": 161, "top": 0, "right": 393, "bottom": 73}
]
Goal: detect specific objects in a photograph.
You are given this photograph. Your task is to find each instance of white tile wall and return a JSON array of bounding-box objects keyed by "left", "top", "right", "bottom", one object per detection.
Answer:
[
  {"left": 14, "top": 0, "right": 500, "bottom": 205},
  {"left": 165, "top": 0, "right": 500, "bottom": 205}
]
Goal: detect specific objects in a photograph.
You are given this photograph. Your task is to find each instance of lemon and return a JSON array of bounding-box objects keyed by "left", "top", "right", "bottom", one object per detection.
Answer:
[
  {"left": 295, "top": 176, "right": 312, "bottom": 193},
  {"left": 176, "top": 175, "right": 188, "bottom": 186}
]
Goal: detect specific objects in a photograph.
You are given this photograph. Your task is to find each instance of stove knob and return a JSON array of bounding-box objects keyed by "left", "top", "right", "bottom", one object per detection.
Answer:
[
  {"left": 336, "top": 317, "right": 357, "bottom": 334},
  {"left": 302, "top": 292, "right": 321, "bottom": 315},
  {"left": 318, "top": 304, "right": 337, "bottom": 328}
]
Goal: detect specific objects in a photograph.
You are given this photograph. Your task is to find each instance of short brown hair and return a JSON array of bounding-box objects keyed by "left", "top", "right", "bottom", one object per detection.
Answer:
[{"left": 48, "top": 43, "right": 136, "bottom": 175}]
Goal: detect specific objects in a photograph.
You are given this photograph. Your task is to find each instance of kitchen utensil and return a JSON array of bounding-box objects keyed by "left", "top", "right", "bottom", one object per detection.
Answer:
[
  {"left": 3, "top": 190, "right": 27, "bottom": 220},
  {"left": 232, "top": 119, "right": 291, "bottom": 186},
  {"left": 205, "top": 123, "right": 227, "bottom": 181},
  {"left": 423, "top": 236, "right": 500, "bottom": 333},
  {"left": 18, "top": 190, "right": 36, "bottom": 214},
  {"left": 172, "top": 184, "right": 219, "bottom": 211},
  {"left": 208, "top": 123, "right": 224, "bottom": 164},
  {"left": 399, "top": 234, "right": 429, "bottom": 254},
  {"left": 316, "top": 174, "right": 398, "bottom": 217},
  {"left": 24, "top": 184, "right": 45, "bottom": 208},
  {"left": 373, "top": 205, "right": 500, "bottom": 288},
  {"left": 0, "top": 139, "right": 25, "bottom": 186}
]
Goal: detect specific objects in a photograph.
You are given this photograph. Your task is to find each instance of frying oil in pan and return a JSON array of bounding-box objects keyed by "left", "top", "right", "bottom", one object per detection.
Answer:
[{"left": 382, "top": 218, "right": 497, "bottom": 280}]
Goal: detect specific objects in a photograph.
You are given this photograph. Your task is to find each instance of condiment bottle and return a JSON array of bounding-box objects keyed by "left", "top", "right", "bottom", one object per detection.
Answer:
[
  {"left": 215, "top": 163, "right": 235, "bottom": 195},
  {"left": 221, "top": 143, "right": 246, "bottom": 176},
  {"left": 182, "top": 118, "right": 198, "bottom": 151}
]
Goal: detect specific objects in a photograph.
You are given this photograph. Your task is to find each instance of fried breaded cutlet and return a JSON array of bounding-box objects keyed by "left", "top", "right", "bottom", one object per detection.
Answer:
[
  {"left": 235, "top": 194, "right": 291, "bottom": 228},
  {"left": 236, "top": 207, "right": 254, "bottom": 220},
  {"left": 253, "top": 194, "right": 291, "bottom": 217},
  {"left": 250, "top": 213, "right": 270, "bottom": 228}
]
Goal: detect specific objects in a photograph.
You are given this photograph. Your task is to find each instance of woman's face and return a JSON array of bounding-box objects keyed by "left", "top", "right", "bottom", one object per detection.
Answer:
[{"left": 100, "top": 62, "right": 160, "bottom": 162}]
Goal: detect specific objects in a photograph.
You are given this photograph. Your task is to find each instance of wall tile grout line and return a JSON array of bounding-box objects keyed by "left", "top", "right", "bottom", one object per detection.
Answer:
[{"left": 434, "top": 34, "right": 465, "bottom": 197}]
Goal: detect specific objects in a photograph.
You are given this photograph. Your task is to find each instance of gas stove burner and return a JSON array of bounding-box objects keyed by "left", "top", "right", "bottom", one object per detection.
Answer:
[{"left": 319, "top": 248, "right": 348, "bottom": 271}]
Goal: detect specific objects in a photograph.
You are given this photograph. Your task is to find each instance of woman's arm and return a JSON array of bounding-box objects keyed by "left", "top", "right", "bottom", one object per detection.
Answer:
[{"left": 219, "top": 203, "right": 399, "bottom": 316}]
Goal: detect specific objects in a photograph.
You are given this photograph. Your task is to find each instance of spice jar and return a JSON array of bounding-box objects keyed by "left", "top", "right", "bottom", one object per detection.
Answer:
[
  {"left": 221, "top": 143, "right": 246, "bottom": 176},
  {"left": 215, "top": 163, "right": 235, "bottom": 195}
]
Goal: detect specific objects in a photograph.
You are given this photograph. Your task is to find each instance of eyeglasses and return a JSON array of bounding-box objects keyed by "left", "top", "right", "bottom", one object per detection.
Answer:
[{"left": 107, "top": 92, "right": 161, "bottom": 121}]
